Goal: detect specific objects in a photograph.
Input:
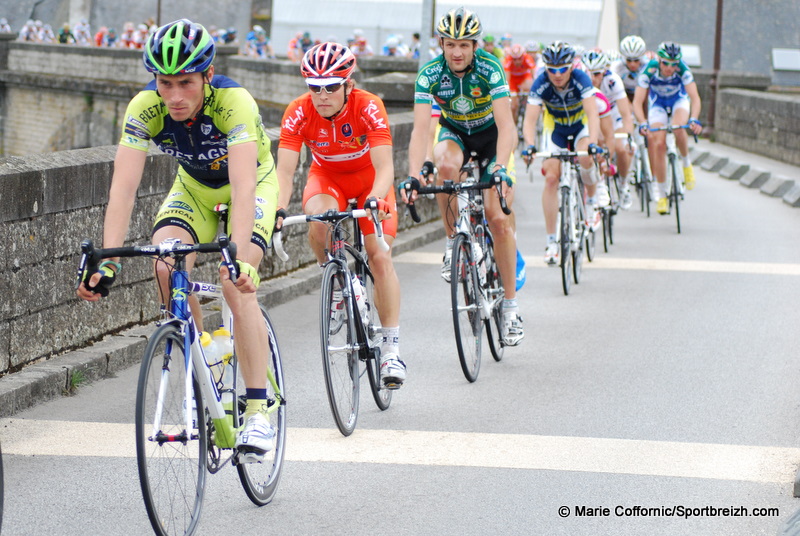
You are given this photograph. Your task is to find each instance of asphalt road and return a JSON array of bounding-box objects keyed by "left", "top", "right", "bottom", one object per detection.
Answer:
[{"left": 2, "top": 146, "right": 799, "bottom": 536}]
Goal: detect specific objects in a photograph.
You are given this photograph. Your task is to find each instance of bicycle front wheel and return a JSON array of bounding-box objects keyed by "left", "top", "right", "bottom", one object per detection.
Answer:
[
  {"left": 136, "top": 323, "right": 207, "bottom": 536},
  {"left": 451, "top": 233, "right": 482, "bottom": 382},
  {"left": 237, "top": 307, "right": 287, "bottom": 506},
  {"left": 670, "top": 155, "right": 682, "bottom": 234},
  {"left": 483, "top": 235, "right": 505, "bottom": 362},
  {"left": 354, "top": 257, "right": 392, "bottom": 411},
  {"left": 559, "top": 186, "right": 573, "bottom": 295},
  {"left": 320, "top": 262, "right": 359, "bottom": 436},
  {"left": 572, "top": 187, "right": 585, "bottom": 284}
]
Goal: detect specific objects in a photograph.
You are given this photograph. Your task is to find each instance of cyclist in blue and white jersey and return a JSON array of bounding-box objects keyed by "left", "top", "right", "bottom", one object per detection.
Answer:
[
  {"left": 521, "top": 41, "right": 604, "bottom": 266},
  {"left": 405, "top": 7, "right": 523, "bottom": 346},
  {"left": 633, "top": 41, "right": 702, "bottom": 215},
  {"left": 584, "top": 50, "right": 635, "bottom": 209}
]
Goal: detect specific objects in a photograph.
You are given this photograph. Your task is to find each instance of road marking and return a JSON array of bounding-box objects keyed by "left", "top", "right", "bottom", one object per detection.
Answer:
[
  {"left": 2, "top": 419, "right": 798, "bottom": 483},
  {"left": 395, "top": 252, "right": 800, "bottom": 276}
]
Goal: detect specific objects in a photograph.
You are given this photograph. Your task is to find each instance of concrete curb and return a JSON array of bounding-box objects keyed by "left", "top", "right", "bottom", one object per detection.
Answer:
[
  {"left": 700, "top": 155, "right": 729, "bottom": 172},
  {"left": 760, "top": 175, "right": 796, "bottom": 198},
  {"left": 719, "top": 161, "right": 749, "bottom": 181},
  {"left": 0, "top": 220, "right": 445, "bottom": 418},
  {"left": 690, "top": 148, "right": 710, "bottom": 166},
  {"left": 739, "top": 168, "right": 771, "bottom": 189},
  {"left": 783, "top": 184, "right": 800, "bottom": 207}
]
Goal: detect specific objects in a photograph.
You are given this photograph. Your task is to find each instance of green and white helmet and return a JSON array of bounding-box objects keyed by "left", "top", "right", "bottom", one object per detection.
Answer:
[{"left": 143, "top": 19, "right": 215, "bottom": 75}]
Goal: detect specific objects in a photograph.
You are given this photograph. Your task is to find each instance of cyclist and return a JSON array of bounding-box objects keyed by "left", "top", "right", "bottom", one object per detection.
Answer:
[
  {"left": 76, "top": 19, "right": 278, "bottom": 460},
  {"left": 482, "top": 34, "right": 504, "bottom": 60},
  {"left": 521, "top": 41, "right": 604, "bottom": 266},
  {"left": 612, "top": 35, "right": 647, "bottom": 102},
  {"left": 504, "top": 43, "right": 536, "bottom": 125},
  {"left": 404, "top": 7, "right": 524, "bottom": 347},
  {"left": 584, "top": 50, "right": 635, "bottom": 209},
  {"left": 633, "top": 41, "right": 703, "bottom": 214},
  {"left": 275, "top": 42, "right": 406, "bottom": 388}
]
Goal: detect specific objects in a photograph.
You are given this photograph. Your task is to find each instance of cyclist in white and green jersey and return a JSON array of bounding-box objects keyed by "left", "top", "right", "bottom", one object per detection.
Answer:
[{"left": 405, "top": 6, "right": 523, "bottom": 346}]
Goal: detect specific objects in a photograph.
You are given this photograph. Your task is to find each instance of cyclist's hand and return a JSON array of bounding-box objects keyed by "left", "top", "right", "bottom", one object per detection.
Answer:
[
  {"left": 399, "top": 176, "right": 420, "bottom": 204},
  {"left": 522, "top": 144, "right": 537, "bottom": 165},
  {"left": 219, "top": 259, "right": 260, "bottom": 292},
  {"left": 688, "top": 118, "right": 703, "bottom": 135},
  {"left": 638, "top": 123, "right": 649, "bottom": 137},
  {"left": 492, "top": 167, "right": 513, "bottom": 189},
  {"left": 273, "top": 208, "right": 287, "bottom": 232},
  {"left": 77, "top": 262, "right": 118, "bottom": 301},
  {"left": 364, "top": 196, "right": 391, "bottom": 221},
  {"left": 587, "top": 143, "right": 603, "bottom": 156},
  {"left": 420, "top": 160, "right": 436, "bottom": 182}
]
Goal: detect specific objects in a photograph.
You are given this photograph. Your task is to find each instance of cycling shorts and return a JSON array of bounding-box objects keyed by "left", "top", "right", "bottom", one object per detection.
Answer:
[
  {"left": 437, "top": 119, "right": 517, "bottom": 184},
  {"left": 648, "top": 96, "right": 690, "bottom": 125},
  {"left": 302, "top": 164, "right": 398, "bottom": 238},
  {"left": 541, "top": 122, "right": 589, "bottom": 153},
  {"left": 153, "top": 168, "right": 279, "bottom": 254}
]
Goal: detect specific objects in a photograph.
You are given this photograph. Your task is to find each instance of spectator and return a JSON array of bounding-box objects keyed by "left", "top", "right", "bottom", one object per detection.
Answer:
[
  {"left": 298, "top": 31, "right": 314, "bottom": 54},
  {"left": 101, "top": 27, "right": 119, "bottom": 47},
  {"left": 407, "top": 32, "right": 421, "bottom": 59},
  {"left": 132, "top": 23, "right": 149, "bottom": 49},
  {"left": 0, "top": 18, "right": 11, "bottom": 33},
  {"left": 221, "top": 27, "right": 238, "bottom": 45},
  {"left": 351, "top": 36, "right": 373, "bottom": 57},
  {"left": 120, "top": 22, "right": 136, "bottom": 48},
  {"left": 40, "top": 23, "right": 56, "bottom": 43},
  {"left": 57, "top": 23, "right": 76, "bottom": 44},
  {"left": 382, "top": 36, "right": 400, "bottom": 56},
  {"left": 94, "top": 26, "right": 107, "bottom": 46},
  {"left": 286, "top": 30, "right": 302, "bottom": 61},
  {"left": 245, "top": 27, "right": 274, "bottom": 58},
  {"left": 18, "top": 20, "right": 38, "bottom": 41}
]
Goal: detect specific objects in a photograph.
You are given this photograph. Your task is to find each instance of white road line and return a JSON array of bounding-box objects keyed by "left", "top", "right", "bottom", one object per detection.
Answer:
[
  {"left": 395, "top": 252, "right": 800, "bottom": 275},
  {"left": 2, "top": 419, "right": 798, "bottom": 483}
]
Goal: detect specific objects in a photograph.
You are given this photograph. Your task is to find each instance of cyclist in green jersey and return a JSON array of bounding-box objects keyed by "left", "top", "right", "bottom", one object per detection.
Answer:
[
  {"left": 405, "top": 7, "right": 523, "bottom": 346},
  {"left": 76, "top": 19, "right": 278, "bottom": 459}
]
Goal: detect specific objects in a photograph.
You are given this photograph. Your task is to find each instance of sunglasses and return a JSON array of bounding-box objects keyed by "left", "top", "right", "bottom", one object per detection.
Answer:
[
  {"left": 546, "top": 65, "right": 570, "bottom": 74},
  {"left": 590, "top": 70, "right": 604, "bottom": 76},
  {"left": 307, "top": 81, "right": 345, "bottom": 94},
  {"left": 624, "top": 57, "right": 641, "bottom": 63},
  {"left": 660, "top": 60, "right": 679, "bottom": 67}
]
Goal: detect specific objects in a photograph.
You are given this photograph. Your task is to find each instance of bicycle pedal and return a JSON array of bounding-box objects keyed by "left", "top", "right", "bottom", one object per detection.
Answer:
[
  {"left": 382, "top": 380, "right": 403, "bottom": 390},
  {"left": 236, "top": 447, "right": 266, "bottom": 464}
]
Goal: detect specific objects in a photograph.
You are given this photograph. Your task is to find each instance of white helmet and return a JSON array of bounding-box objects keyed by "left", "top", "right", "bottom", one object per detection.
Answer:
[
  {"left": 619, "top": 35, "right": 646, "bottom": 60},
  {"left": 583, "top": 50, "right": 608, "bottom": 71}
]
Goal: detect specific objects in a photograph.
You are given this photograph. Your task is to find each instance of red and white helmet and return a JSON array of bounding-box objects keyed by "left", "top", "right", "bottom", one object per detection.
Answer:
[
  {"left": 509, "top": 44, "right": 525, "bottom": 59},
  {"left": 301, "top": 42, "right": 356, "bottom": 85}
]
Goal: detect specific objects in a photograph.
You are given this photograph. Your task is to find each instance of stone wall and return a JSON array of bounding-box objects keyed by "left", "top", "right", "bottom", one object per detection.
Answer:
[
  {"left": 715, "top": 89, "right": 800, "bottom": 166},
  {"left": 0, "top": 115, "right": 427, "bottom": 375}
]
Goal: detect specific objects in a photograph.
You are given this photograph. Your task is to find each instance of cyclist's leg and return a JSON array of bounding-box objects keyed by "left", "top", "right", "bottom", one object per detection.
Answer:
[
  {"left": 359, "top": 189, "right": 400, "bottom": 328},
  {"left": 671, "top": 102, "right": 691, "bottom": 157},
  {"left": 647, "top": 103, "right": 669, "bottom": 186},
  {"left": 541, "top": 122, "right": 563, "bottom": 237},
  {"left": 433, "top": 125, "right": 467, "bottom": 236},
  {"left": 302, "top": 167, "right": 346, "bottom": 265}
]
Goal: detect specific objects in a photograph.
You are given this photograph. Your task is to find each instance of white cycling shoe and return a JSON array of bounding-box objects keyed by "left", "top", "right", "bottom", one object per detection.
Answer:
[{"left": 235, "top": 413, "right": 275, "bottom": 463}]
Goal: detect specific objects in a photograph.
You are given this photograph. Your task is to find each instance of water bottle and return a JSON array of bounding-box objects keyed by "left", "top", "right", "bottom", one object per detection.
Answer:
[
  {"left": 351, "top": 274, "right": 369, "bottom": 325},
  {"left": 213, "top": 326, "right": 234, "bottom": 419},
  {"left": 199, "top": 331, "right": 221, "bottom": 383}
]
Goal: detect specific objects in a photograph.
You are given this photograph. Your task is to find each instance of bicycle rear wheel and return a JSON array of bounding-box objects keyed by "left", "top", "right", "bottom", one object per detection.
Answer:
[
  {"left": 669, "top": 155, "right": 681, "bottom": 234},
  {"left": 559, "top": 186, "right": 573, "bottom": 296},
  {"left": 451, "top": 233, "right": 482, "bottom": 382},
  {"left": 320, "top": 262, "right": 359, "bottom": 436},
  {"left": 136, "top": 323, "right": 207, "bottom": 536},
  {"left": 355, "top": 256, "right": 392, "bottom": 411},
  {"left": 483, "top": 235, "right": 505, "bottom": 362},
  {"left": 236, "top": 307, "right": 287, "bottom": 506}
]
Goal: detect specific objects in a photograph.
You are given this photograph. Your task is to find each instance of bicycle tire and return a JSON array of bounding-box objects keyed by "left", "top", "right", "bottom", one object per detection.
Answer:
[
  {"left": 559, "top": 185, "right": 573, "bottom": 295},
  {"left": 320, "top": 262, "right": 359, "bottom": 436},
  {"left": 136, "top": 323, "right": 207, "bottom": 536},
  {"left": 236, "top": 306, "right": 287, "bottom": 506},
  {"left": 602, "top": 208, "right": 610, "bottom": 253},
  {"left": 609, "top": 176, "right": 620, "bottom": 245},
  {"left": 451, "top": 233, "right": 482, "bottom": 382},
  {"left": 356, "top": 256, "right": 392, "bottom": 411},
  {"left": 670, "top": 155, "right": 681, "bottom": 234},
  {"left": 482, "top": 234, "right": 505, "bottom": 362},
  {"left": 572, "top": 186, "right": 585, "bottom": 284}
]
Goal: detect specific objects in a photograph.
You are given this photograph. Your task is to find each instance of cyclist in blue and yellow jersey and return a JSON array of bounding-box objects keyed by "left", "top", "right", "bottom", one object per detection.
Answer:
[
  {"left": 612, "top": 35, "right": 648, "bottom": 102},
  {"left": 76, "top": 19, "right": 278, "bottom": 460},
  {"left": 633, "top": 41, "right": 702, "bottom": 214},
  {"left": 521, "top": 41, "right": 604, "bottom": 266},
  {"left": 404, "top": 6, "right": 523, "bottom": 347}
]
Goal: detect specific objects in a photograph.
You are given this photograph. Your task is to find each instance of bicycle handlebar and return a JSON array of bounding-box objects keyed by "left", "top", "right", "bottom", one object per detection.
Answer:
[
  {"left": 76, "top": 235, "right": 239, "bottom": 290},
  {"left": 643, "top": 124, "right": 699, "bottom": 146},
  {"left": 273, "top": 208, "right": 389, "bottom": 262},
  {"left": 400, "top": 175, "right": 510, "bottom": 223}
]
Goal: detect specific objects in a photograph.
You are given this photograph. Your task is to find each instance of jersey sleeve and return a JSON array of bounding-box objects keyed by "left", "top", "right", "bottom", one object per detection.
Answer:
[
  {"left": 359, "top": 93, "right": 393, "bottom": 147},
  {"left": 278, "top": 97, "right": 308, "bottom": 152},
  {"left": 118, "top": 90, "right": 162, "bottom": 152},
  {"left": 679, "top": 62, "right": 695, "bottom": 85},
  {"left": 528, "top": 72, "right": 548, "bottom": 106},
  {"left": 637, "top": 60, "right": 659, "bottom": 88},
  {"left": 414, "top": 58, "right": 439, "bottom": 105},
  {"left": 572, "top": 69, "right": 595, "bottom": 99},
  {"left": 605, "top": 72, "right": 627, "bottom": 102}
]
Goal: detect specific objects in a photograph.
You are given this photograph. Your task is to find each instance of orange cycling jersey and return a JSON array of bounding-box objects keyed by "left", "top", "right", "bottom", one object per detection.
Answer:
[
  {"left": 279, "top": 87, "right": 392, "bottom": 173},
  {"left": 503, "top": 53, "right": 536, "bottom": 79}
]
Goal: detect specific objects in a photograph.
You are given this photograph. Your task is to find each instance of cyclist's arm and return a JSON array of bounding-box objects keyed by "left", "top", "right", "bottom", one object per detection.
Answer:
[
  {"left": 600, "top": 114, "right": 615, "bottom": 161},
  {"left": 522, "top": 101, "right": 541, "bottom": 149},
  {"left": 616, "top": 95, "right": 634, "bottom": 135},
  {"left": 367, "top": 144, "right": 395, "bottom": 201},
  {"left": 685, "top": 80, "right": 702, "bottom": 125},
  {"left": 491, "top": 95, "right": 516, "bottom": 172},
  {"left": 581, "top": 95, "right": 600, "bottom": 146},
  {"left": 276, "top": 147, "right": 300, "bottom": 211},
  {"left": 103, "top": 145, "right": 148, "bottom": 252},
  {"left": 407, "top": 101, "right": 433, "bottom": 182},
  {"left": 632, "top": 86, "right": 648, "bottom": 125},
  {"left": 227, "top": 141, "right": 259, "bottom": 265}
]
